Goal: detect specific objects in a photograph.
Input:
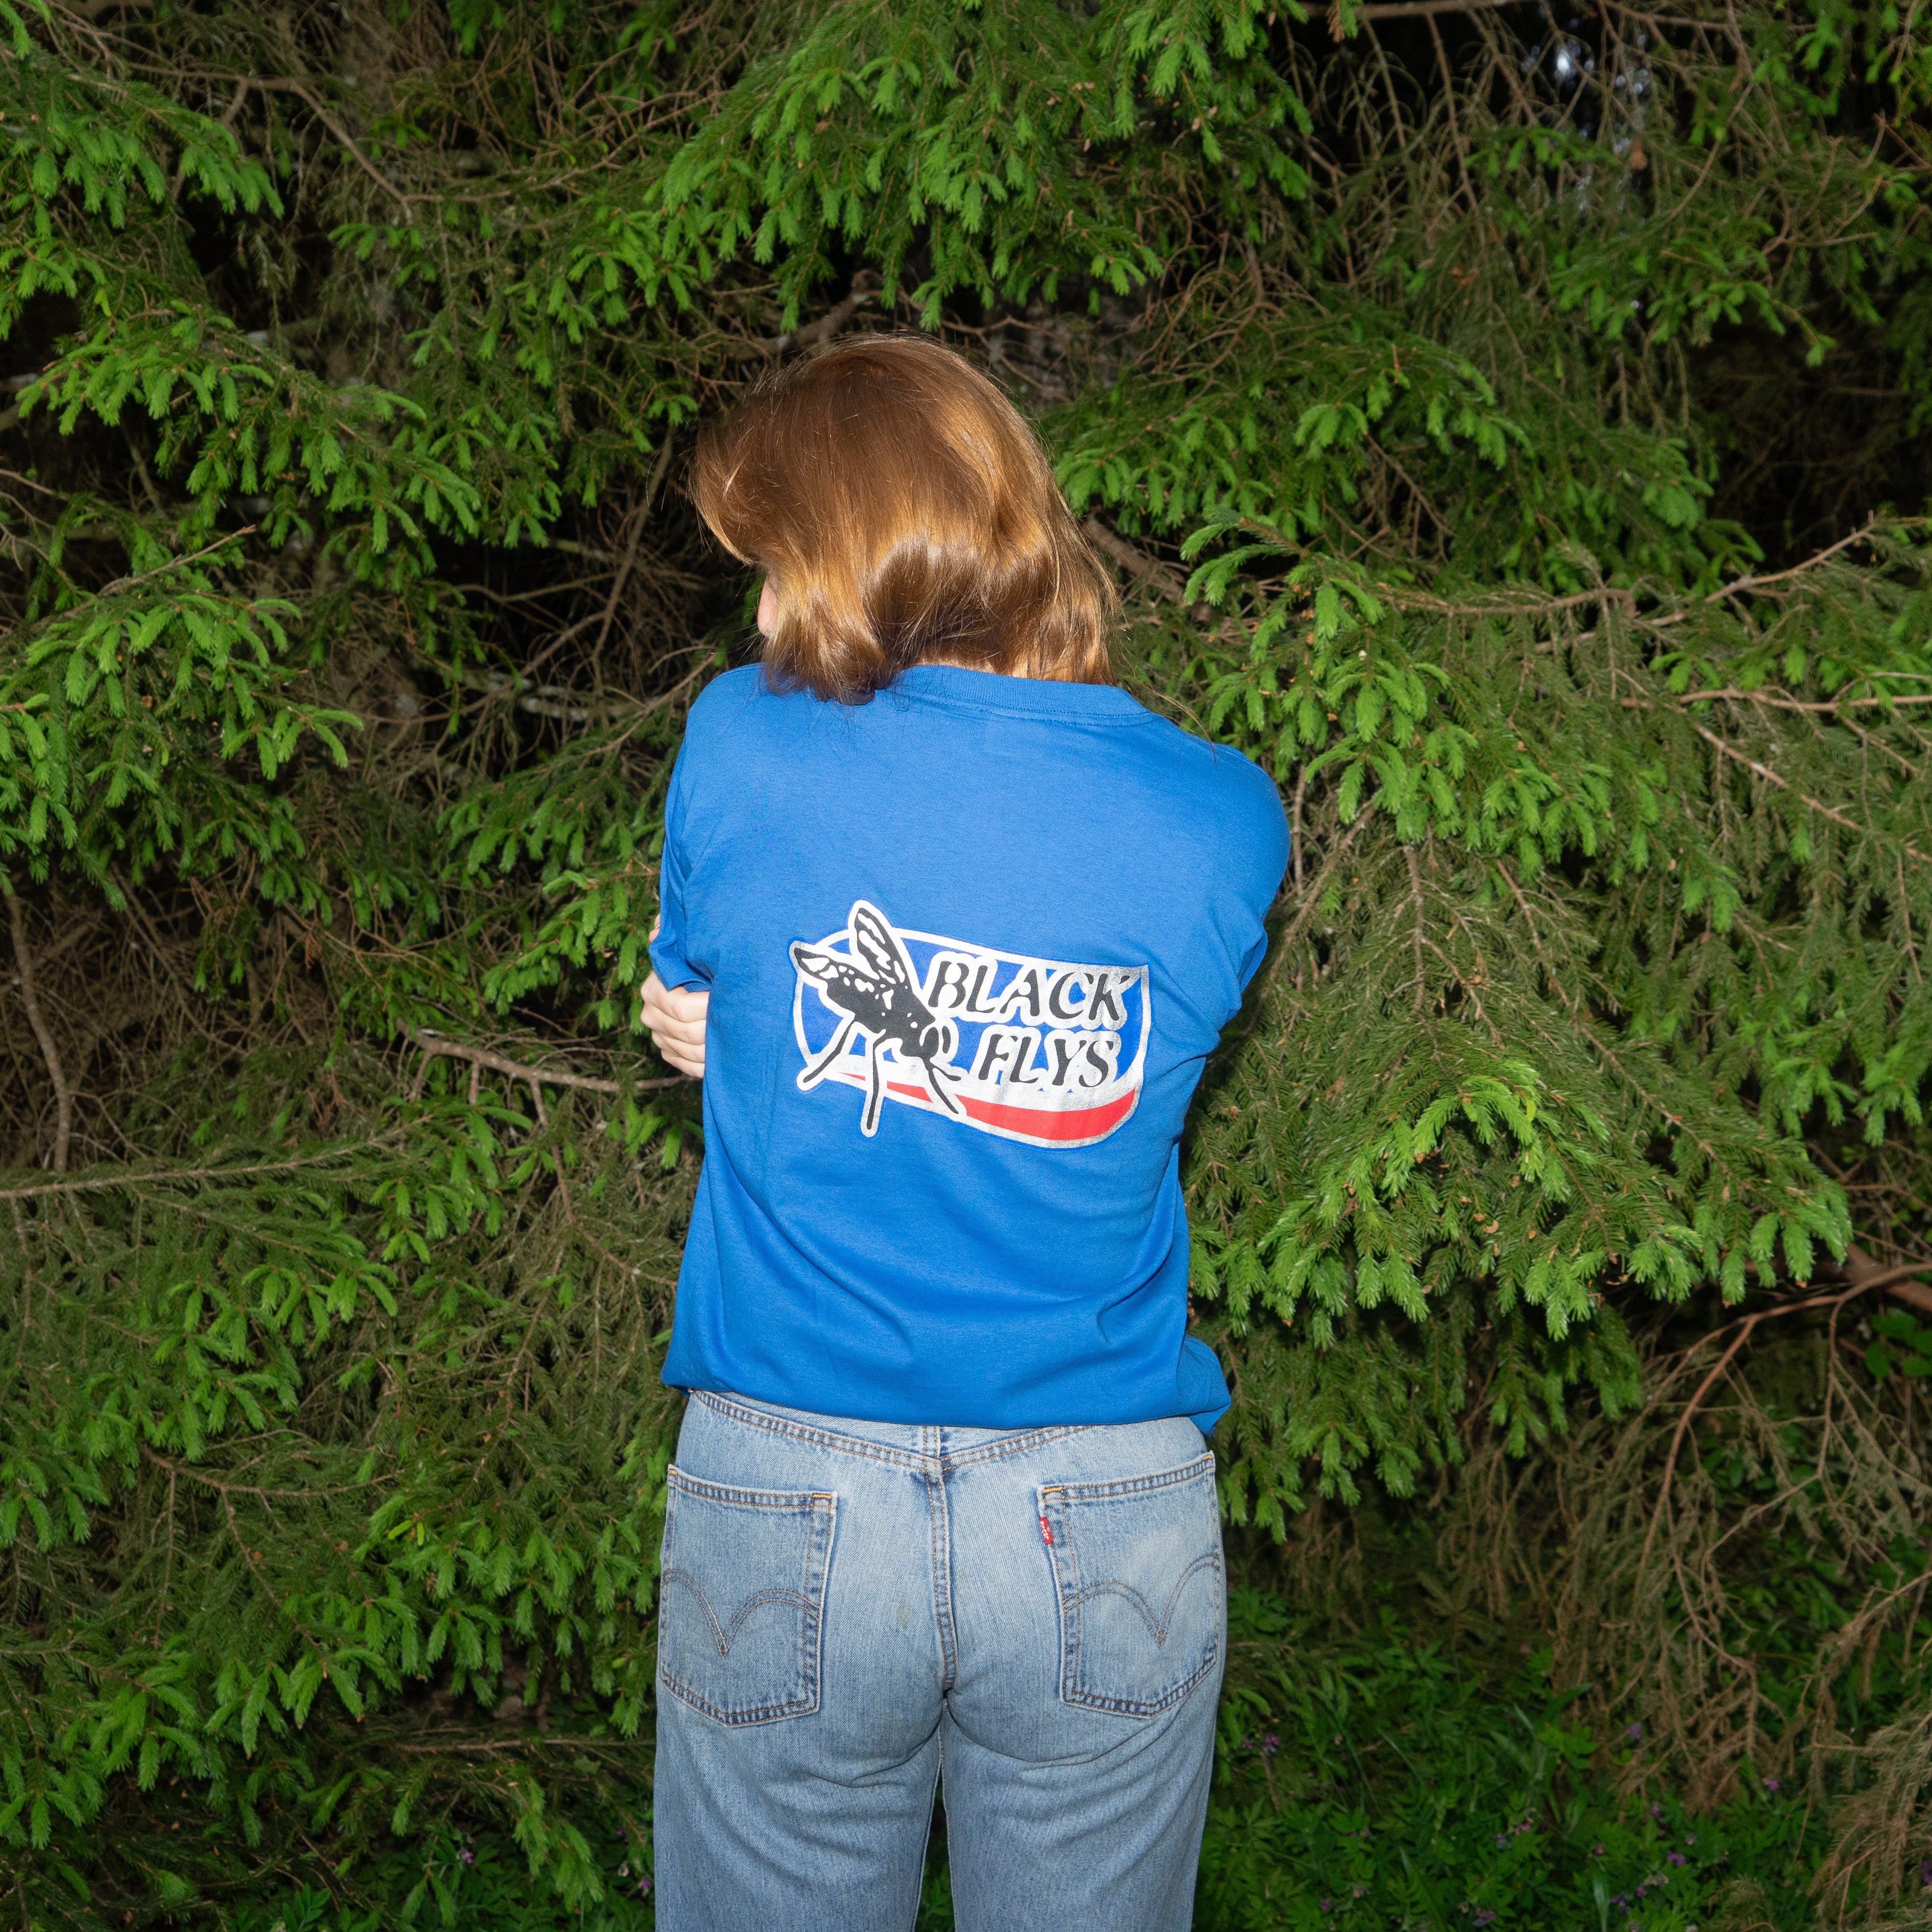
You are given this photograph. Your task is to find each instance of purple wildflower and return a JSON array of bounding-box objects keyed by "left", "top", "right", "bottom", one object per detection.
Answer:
[
  {"left": 1667, "top": 1852, "right": 1686, "bottom": 1866},
  {"left": 1591, "top": 1845, "right": 1607, "bottom": 1857},
  {"left": 1473, "top": 1913, "right": 1497, "bottom": 1927},
  {"left": 1262, "top": 1733, "right": 1280, "bottom": 1756},
  {"left": 1763, "top": 1776, "right": 1780, "bottom": 1793},
  {"left": 638, "top": 1876, "right": 653, "bottom": 1897},
  {"left": 456, "top": 1847, "right": 474, "bottom": 1867},
  {"left": 1920, "top": 1856, "right": 1932, "bottom": 1888},
  {"left": 1625, "top": 1722, "right": 1643, "bottom": 1741}
]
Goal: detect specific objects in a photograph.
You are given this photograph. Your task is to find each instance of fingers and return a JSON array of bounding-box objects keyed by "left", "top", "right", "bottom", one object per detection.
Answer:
[
  {"left": 654, "top": 981, "right": 709, "bottom": 1024},
  {"left": 641, "top": 980, "right": 707, "bottom": 1043},
  {"left": 640, "top": 970, "right": 707, "bottom": 1079}
]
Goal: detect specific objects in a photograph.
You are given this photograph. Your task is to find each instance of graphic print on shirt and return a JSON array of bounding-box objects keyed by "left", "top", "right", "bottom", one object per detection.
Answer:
[{"left": 789, "top": 900, "right": 1151, "bottom": 1148}]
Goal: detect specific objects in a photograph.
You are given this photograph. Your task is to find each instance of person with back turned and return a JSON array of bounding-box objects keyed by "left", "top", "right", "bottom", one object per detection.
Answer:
[{"left": 639, "top": 332, "right": 1288, "bottom": 1932}]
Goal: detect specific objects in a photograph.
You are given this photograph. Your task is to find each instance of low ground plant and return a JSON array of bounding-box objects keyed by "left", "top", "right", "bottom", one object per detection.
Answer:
[{"left": 216, "top": 1582, "right": 1893, "bottom": 1932}]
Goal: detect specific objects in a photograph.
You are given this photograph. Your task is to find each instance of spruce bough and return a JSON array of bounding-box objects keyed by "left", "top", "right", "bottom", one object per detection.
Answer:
[{"left": 1, "top": 0, "right": 1929, "bottom": 1922}]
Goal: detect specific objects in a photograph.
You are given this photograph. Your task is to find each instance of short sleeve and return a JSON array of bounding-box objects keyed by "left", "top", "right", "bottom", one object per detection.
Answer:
[
  {"left": 1222, "top": 755, "right": 1290, "bottom": 992},
  {"left": 649, "top": 744, "right": 707, "bottom": 991}
]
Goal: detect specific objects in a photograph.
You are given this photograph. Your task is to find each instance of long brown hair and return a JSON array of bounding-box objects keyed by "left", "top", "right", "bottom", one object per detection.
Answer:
[{"left": 689, "top": 333, "right": 1116, "bottom": 702}]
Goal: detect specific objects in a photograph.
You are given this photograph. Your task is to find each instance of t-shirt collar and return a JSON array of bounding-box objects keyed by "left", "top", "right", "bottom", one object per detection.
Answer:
[{"left": 885, "top": 663, "right": 1150, "bottom": 724}]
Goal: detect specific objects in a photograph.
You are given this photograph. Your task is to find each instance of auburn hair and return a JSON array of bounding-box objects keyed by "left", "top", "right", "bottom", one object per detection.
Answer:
[{"left": 689, "top": 333, "right": 1116, "bottom": 702}]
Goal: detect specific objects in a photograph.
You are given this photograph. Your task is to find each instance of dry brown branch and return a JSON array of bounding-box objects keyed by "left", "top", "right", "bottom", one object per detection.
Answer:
[
  {"left": 141, "top": 1447, "right": 379, "bottom": 1499},
  {"left": 0, "top": 1135, "right": 411, "bottom": 1201},
  {"left": 407, "top": 1030, "right": 688, "bottom": 1103},
  {"left": 1351, "top": 0, "right": 1522, "bottom": 17},
  {"left": 1705, "top": 522, "right": 1881, "bottom": 600},
  {"left": 6, "top": 892, "right": 71, "bottom": 1173},
  {"left": 1405, "top": 844, "right": 1427, "bottom": 1010},
  {"left": 1639, "top": 1255, "right": 1932, "bottom": 1582},
  {"left": 1689, "top": 720, "right": 1932, "bottom": 864},
  {"left": 1247, "top": 815, "right": 1373, "bottom": 1008},
  {"left": 243, "top": 78, "right": 413, "bottom": 213},
  {"left": 1080, "top": 516, "right": 1250, "bottom": 652},
  {"left": 722, "top": 273, "right": 881, "bottom": 360},
  {"left": 91, "top": 527, "right": 255, "bottom": 599},
  {"left": 1622, "top": 689, "right": 1932, "bottom": 712}
]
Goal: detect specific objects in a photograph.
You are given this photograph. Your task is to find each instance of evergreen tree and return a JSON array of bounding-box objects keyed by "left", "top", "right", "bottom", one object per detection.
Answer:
[{"left": 1, "top": 0, "right": 1928, "bottom": 1921}]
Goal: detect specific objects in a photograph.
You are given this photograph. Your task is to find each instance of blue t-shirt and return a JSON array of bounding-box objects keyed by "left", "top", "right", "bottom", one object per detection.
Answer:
[{"left": 650, "top": 664, "right": 1288, "bottom": 1435}]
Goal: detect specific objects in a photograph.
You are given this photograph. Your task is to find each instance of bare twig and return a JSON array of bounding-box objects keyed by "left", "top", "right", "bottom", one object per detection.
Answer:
[
  {"left": 1082, "top": 516, "right": 1189, "bottom": 604},
  {"left": 1352, "top": 0, "right": 1522, "bottom": 17},
  {"left": 1622, "top": 688, "right": 1932, "bottom": 713},
  {"left": 1689, "top": 721, "right": 1932, "bottom": 864},
  {"left": 1703, "top": 523, "right": 1880, "bottom": 601},
  {"left": 6, "top": 891, "right": 72, "bottom": 1173},
  {"left": 722, "top": 273, "right": 881, "bottom": 360},
  {"left": 589, "top": 438, "right": 677, "bottom": 663},
  {"left": 244, "top": 77, "right": 413, "bottom": 214},
  {"left": 0, "top": 1133, "right": 411, "bottom": 1201},
  {"left": 1641, "top": 1256, "right": 1932, "bottom": 1577},
  {"left": 1405, "top": 844, "right": 1427, "bottom": 1011},
  {"left": 408, "top": 1030, "right": 687, "bottom": 1101},
  {"left": 93, "top": 527, "right": 256, "bottom": 599},
  {"left": 142, "top": 1446, "right": 377, "bottom": 1499},
  {"left": 1080, "top": 516, "right": 1243, "bottom": 641}
]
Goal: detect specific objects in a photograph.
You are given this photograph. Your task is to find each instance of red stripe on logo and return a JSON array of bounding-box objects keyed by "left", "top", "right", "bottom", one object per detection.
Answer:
[
  {"left": 865, "top": 1076, "right": 1137, "bottom": 1144},
  {"left": 954, "top": 1090, "right": 1138, "bottom": 1142}
]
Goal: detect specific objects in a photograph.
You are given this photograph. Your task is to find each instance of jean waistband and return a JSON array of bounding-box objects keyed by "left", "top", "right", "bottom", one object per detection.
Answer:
[{"left": 699, "top": 1387, "right": 1104, "bottom": 1467}]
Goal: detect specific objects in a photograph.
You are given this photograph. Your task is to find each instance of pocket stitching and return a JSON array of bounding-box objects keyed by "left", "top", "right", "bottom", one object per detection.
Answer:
[
  {"left": 1049, "top": 1449, "right": 1217, "bottom": 1506},
  {"left": 1065, "top": 1549, "right": 1223, "bottom": 1648},
  {"left": 662, "top": 1573, "right": 817, "bottom": 1657},
  {"left": 1044, "top": 1463, "right": 1222, "bottom": 1719},
  {"left": 657, "top": 1477, "right": 836, "bottom": 1727}
]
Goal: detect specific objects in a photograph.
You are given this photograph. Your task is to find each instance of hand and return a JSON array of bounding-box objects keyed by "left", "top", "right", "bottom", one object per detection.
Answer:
[
  {"left": 640, "top": 971, "right": 708, "bottom": 1078},
  {"left": 641, "top": 920, "right": 708, "bottom": 1078}
]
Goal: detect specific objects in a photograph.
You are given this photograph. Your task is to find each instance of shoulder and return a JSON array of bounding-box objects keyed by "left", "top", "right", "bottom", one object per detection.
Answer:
[
  {"left": 676, "top": 664, "right": 823, "bottom": 771},
  {"left": 1137, "top": 712, "right": 1288, "bottom": 903},
  {"left": 682, "top": 664, "right": 773, "bottom": 746},
  {"left": 1141, "top": 710, "right": 1283, "bottom": 823}
]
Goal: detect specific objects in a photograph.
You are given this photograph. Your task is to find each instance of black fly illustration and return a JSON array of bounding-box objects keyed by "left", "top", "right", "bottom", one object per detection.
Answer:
[{"left": 791, "top": 901, "right": 965, "bottom": 1136}]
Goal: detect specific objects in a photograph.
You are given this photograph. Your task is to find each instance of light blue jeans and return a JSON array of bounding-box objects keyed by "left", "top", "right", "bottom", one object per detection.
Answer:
[{"left": 653, "top": 1389, "right": 1225, "bottom": 1932}]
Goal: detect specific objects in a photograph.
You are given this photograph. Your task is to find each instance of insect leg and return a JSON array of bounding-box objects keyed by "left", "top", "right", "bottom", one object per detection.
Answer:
[
  {"left": 798, "top": 1015, "right": 860, "bottom": 1091},
  {"left": 861, "top": 1037, "right": 887, "bottom": 1136},
  {"left": 921, "top": 1058, "right": 963, "bottom": 1116}
]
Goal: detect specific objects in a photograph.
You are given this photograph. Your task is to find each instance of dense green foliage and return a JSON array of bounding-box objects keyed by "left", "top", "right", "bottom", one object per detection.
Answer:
[
  {"left": 3, "top": 0, "right": 1932, "bottom": 1923},
  {"left": 163, "top": 1588, "right": 1869, "bottom": 1932}
]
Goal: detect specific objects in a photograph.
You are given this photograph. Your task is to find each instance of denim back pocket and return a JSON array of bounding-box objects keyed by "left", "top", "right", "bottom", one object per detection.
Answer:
[
  {"left": 1040, "top": 1451, "right": 1222, "bottom": 1718},
  {"left": 657, "top": 1467, "right": 837, "bottom": 1727}
]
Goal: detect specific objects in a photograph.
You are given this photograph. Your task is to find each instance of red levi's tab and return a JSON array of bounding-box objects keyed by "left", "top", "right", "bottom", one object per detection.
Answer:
[{"left": 1039, "top": 1517, "right": 1053, "bottom": 1546}]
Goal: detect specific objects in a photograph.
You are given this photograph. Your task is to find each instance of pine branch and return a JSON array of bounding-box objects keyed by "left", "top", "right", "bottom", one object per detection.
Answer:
[
  {"left": 0, "top": 1136, "right": 410, "bottom": 1201},
  {"left": 1688, "top": 721, "right": 1932, "bottom": 864}
]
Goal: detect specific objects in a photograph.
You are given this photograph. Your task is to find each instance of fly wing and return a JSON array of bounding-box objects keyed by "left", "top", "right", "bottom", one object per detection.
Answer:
[
  {"left": 791, "top": 941, "right": 844, "bottom": 985},
  {"left": 847, "top": 901, "right": 915, "bottom": 991}
]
